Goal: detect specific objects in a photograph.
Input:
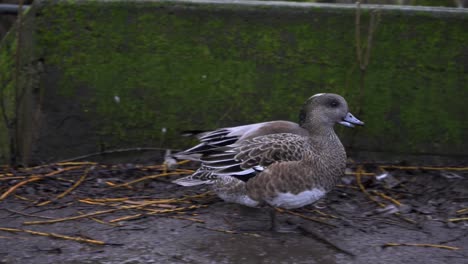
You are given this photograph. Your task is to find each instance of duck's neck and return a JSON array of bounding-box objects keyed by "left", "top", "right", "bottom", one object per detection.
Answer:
[
  {"left": 301, "top": 121, "right": 336, "bottom": 138},
  {"left": 302, "top": 122, "right": 346, "bottom": 159},
  {"left": 304, "top": 124, "right": 347, "bottom": 190}
]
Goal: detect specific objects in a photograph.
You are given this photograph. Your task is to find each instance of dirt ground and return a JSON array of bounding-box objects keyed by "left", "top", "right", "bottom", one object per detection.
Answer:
[{"left": 0, "top": 161, "right": 467, "bottom": 264}]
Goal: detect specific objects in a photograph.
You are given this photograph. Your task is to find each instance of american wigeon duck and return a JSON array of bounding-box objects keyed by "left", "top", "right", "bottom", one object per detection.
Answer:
[{"left": 173, "top": 93, "right": 363, "bottom": 228}]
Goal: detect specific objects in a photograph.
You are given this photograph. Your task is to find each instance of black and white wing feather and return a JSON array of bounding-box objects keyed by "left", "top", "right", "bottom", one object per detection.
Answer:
[{"left": 174, "top": 122, "right": 276, "bottom": 160}]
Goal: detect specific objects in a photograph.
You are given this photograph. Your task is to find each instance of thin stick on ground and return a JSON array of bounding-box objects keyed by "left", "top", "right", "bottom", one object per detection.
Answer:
[
  {"left": 13, "top": 194, "right": 32, "bottom": 201},
  {"left": 197, "top": 226, "right": 237, "bottom": 234},
  {"left": 23, "top": 200, "right": 183, "bottom": 225},
  {"left": 77, "top": 211, "right": 119, "bottom": 227},
  {"left": 197, "top": 225, "right": 261, "bottom": 237},
  {"left": 112, "top": 171, "right": 192, "bottom": 188},
  {"left": 345, "top": 171, "right": 375, "bottom": 176},
  {"left": 371, "top": 190, "right": 402, "bottom": 206},
  {"left": 4, "top": 208, "right": 55, "bottom": 219},
  {"left": 383, "top": 243, "right": 460, "bottom": 250},
  {"left": 22, "top": 162, "right": 97, "bottom": 171},
  {"left": 170, "top": 215, "right": 205, "bottom": 223},
  {"left": 0, "top": 166, "right": 84, "bottom": 201},
  {"left": 307, "top": 209, "right": 339, "bottom": 219},
  {"left": 82, "top": 197, "right": 130, "bottom": 203},
  {"left": 0, "top": 227, "right": 105, "bottom": 245},
  {"left": 448, "top": 217, "right": 468, "bottom": 223},
  {"left": 108, "top": 205, "right": 207, "bottom": 223},
  {"left": 0, "top": 176, "right": 25, "bottom": 181},
  {"left": 0, "top": 176, "right": 41, "bottom": 201},
  {"left": 37, "top": 168, "right": 90, "bottom": 206}
]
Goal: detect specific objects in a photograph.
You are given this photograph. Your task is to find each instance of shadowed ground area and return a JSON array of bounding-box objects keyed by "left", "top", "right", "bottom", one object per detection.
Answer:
[{"left": 0, "top": 160, "right": 467, "bottom": 264}]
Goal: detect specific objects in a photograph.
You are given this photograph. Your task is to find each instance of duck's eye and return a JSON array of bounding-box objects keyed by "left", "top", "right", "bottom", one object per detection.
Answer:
[{"left": 329, "top": 100, "right": 340, "bottom": 108}]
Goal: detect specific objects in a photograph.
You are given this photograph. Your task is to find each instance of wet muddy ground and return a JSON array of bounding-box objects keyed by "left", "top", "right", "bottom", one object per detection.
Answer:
[{"left": 0, "top": 161, "right": 467, "bottom": 264}]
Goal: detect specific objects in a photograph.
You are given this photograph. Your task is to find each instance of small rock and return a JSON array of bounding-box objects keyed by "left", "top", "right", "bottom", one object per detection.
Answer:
[{"left": 440, "top": 171, "right": 463, "bottom": 179}]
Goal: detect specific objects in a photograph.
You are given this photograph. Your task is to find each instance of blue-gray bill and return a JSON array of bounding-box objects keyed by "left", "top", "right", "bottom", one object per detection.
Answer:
[{"left": 339, "top": 112, "right": 364, "bottom": 128}]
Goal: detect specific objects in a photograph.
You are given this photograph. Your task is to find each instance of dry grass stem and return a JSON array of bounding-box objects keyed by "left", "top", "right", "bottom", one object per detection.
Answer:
[
  {"left": 0, "top": 166, "right": 83, "bottom": 201},
  {"left": 345, "top": 171, "right": 375, "bottom": 176},
  {"left": 310, "top": 209, "right": 339, "bottom": 219},
  {"left": 113, "top": 171, "right": 192, "bottom": 188},
  {"left": 108, "top": 205, "right": 206, "bottom": 223},
  {"left": 197, "top": 226, "right": 261, "bottom": 237},
  {"left": 24, "top": 200, "right": 179, "bottom": 225},
  {"left": 37, "top": 169, "right": 90, "bottom": 206},
  {"left": 383, "top": 243, "right": 460, "bottom": 250},
  {"left": 448, "top": 217, "right": 468, "bottom": 222},
  {"left": 371, "top": 191, "right": 402, "bottom": 206},
  {"left": 170, "top": 216, "right": 205, "bottom": 223},
  {"left": 0, "top": 177, "right": 41, "bottom": 201},
  {"left": 0, "top": 227, "right": 105, "bottom": 245}
]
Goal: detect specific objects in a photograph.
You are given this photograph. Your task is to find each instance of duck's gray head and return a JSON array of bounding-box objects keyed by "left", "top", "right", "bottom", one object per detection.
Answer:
[{"left": 299, "top": 93, "right": 364, "bottom": 128}]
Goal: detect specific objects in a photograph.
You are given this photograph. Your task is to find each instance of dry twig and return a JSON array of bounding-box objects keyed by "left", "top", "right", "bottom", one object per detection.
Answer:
[
  {"left": 37, "top": 168, "right": 90, "bottom": 206},
  {"left": 383, "top": 243, "right": 460, "bottom": 250},
  {"left": 448, "top": 217, "right": 468, "bottom": 223},
  {"left": 112, "top": 171, "right": 192, "bottom": 188},
  {"left": 0, "top": 227, "right": 105, "bottom": 245},
  {"left": 108, "top": 205, "right": 206, "bottom": 223},
  {"left": 371, "top": 190, "right": 402, "bottom": 206},
  {"left": 197, "top": 226, "right": 261, "bottom": 237},
  {"left": 0, "top": 166, "right": 83, "bottom": 201},
  {"left": 23, "top": 200, "right": 180, "bottom": 225}
]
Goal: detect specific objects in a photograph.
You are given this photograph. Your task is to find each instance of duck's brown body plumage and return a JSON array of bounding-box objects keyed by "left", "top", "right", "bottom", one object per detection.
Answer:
[{"left": 245, "top": 134, "right": 346, "bottom": 204}]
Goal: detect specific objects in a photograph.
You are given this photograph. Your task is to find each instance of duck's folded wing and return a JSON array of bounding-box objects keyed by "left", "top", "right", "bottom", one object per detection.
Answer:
[
  {"left": 203, "top": 133, "right": 311, "bottom": 182},
  {"left": 174, "top": 121, "right": 304, "bottom": 160}
]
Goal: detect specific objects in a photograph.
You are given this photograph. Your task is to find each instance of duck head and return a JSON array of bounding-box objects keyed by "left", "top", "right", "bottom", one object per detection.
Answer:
[{"left": 299, "top": 93, "right": 364, "bottom": 129}]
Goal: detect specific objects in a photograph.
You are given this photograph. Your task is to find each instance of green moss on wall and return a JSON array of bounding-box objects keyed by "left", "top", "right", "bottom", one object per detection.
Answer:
[
  {"left": 3, "top": 0, "right": 467, "bottom": 163},
  {"left": 0, "top": 30, "right": 17, "bottom": 162}
]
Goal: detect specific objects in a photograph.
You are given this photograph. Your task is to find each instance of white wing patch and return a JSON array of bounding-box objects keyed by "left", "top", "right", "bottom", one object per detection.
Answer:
[
  {"left": 226, "top": 122, "right": 266, "bottom": 138},
  {"left": 267, "top": 188, "right": 326, "bottom": 209},
  {"left": 253, "top": 165, "right": 265, "bottom": 172}
]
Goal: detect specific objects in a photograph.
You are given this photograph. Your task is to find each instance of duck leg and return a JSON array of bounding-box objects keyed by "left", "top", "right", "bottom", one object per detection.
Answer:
[
  {"left": 268, "top": 207, "right": 299, "bottom": 233},
  {"left": 269, "top": 207, "right": 279, "bottom": 231}
]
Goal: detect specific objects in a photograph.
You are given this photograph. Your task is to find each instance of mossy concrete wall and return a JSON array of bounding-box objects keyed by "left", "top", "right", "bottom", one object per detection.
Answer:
[{"left": 1, "top": 0, "right": 467, "bottom": 165}]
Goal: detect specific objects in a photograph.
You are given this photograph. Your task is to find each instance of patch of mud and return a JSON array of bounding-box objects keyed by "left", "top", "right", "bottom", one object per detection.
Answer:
[{"left": 0, "top": 163, "right": 467, "bottom": 264}]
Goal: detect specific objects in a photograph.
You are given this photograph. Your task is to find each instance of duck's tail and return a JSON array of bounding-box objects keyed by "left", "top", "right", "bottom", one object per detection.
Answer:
[{"left": 172, "top": 166, "right": 217, "bottom": 186}]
